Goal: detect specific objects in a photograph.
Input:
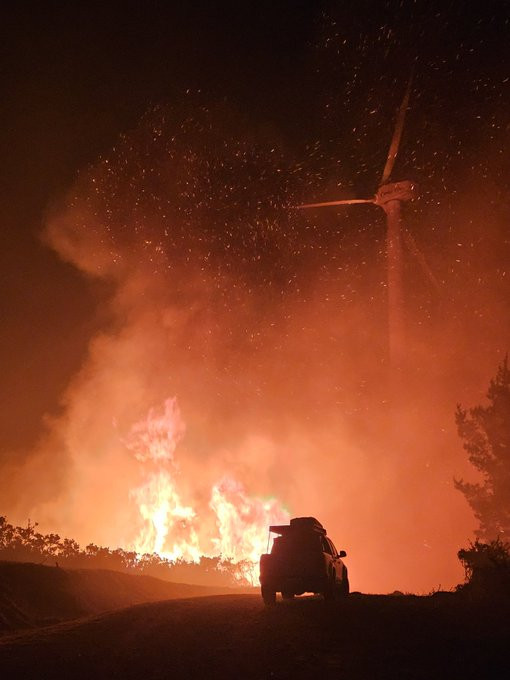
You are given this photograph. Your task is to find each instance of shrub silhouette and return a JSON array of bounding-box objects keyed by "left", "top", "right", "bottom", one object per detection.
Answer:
[
  {"left": 0, "top": 516, "right": 251, "bottom": 587},
  {"left": 458, "top": 538, "right": 510, "bottom": 596}
]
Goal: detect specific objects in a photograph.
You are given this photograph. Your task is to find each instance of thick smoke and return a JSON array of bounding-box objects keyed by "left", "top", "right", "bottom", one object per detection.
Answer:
[{"left": 5, "top": 100, "right": 509, "bottom": 592}]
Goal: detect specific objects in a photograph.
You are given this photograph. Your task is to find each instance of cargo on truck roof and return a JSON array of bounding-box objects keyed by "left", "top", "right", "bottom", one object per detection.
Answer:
[{"left": 269, "top": 516, "right": 327, "bottom": 536}]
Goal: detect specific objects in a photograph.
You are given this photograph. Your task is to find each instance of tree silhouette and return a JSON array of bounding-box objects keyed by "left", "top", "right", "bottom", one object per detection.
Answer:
[{"left": 455, "top": 357, "right": 510, "bottom": 540}]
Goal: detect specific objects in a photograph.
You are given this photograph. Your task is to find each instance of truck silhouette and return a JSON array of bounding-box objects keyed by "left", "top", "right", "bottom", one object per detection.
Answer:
[{"left": 259, "top": 517, "right": 349, "bottom": 604}]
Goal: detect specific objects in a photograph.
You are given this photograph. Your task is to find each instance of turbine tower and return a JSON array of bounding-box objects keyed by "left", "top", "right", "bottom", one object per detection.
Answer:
[{"left": 299, "top": 80, "right": 439, "bottom": 369}]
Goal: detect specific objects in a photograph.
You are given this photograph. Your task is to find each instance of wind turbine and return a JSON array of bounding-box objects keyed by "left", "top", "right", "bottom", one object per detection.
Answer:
[{"left": 298, "top": 80, "right": 439, "bottom": 369}]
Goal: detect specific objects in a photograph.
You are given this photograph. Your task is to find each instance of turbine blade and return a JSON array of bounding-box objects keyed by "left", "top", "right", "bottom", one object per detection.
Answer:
[
  {"left": 297, "top": 198, "right": 374, "bottom": 209},
  {"left": 380, "top": 76, "right": 413, "bottom": 186},
  {"left": 402, "top": 228, "right": 441, "bottom": 293}
]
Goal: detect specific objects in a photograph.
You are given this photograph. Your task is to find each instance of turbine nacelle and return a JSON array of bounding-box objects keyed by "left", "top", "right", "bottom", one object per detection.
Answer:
[{"left": 375, "top": 180, "right": 417, "bottom": 208}]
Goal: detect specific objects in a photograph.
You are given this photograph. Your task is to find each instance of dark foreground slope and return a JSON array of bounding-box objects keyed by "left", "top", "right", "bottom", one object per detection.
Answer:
[
  {"left": 0, "top": 561, "right": 236, "bottom": 633},
  {"left": 0, "top": 592, "right": 508, "bottom": 680}
]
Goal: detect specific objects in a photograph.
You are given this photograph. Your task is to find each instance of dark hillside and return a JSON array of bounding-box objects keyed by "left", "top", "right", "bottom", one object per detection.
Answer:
[{"left": 0, "top": 561, "right": 239, "bottom": 634}]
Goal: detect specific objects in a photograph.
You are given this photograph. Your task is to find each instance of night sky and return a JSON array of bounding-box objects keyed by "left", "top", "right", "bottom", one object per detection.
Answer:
[{"left": 1, "top": 1, "right": 509, "bottom": 591}]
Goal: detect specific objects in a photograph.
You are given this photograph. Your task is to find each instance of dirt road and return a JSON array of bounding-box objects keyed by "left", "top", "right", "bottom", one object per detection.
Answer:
[{"left": 0, "top": 593, "right": 507, "bottom": 679}]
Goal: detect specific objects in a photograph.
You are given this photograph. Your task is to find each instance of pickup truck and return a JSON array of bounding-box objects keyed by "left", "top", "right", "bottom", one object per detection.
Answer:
[{"left": 259, "top": 516, "right": 349, "bottom": 604}]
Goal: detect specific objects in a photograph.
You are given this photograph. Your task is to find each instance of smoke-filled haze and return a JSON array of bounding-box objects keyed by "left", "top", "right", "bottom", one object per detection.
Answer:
[{"left": 1, "top": 1, "right": 509, "bottom": 592}]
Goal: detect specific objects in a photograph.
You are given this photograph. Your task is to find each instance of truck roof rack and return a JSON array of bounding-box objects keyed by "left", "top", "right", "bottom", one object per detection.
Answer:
[
  {"left": 269, "top": 525, "right": 291, "bottom": 535},
  {"left": 269, "top": 517, "right": 327, "bottom": 536}
]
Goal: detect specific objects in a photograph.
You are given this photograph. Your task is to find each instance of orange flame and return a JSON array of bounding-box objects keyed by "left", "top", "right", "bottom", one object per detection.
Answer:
[
  {"left": 210, "top": 476, "right": 288, "bottom": 563},
  {"left": 126, "top": 398, "right": 289, "bottom": 581}
]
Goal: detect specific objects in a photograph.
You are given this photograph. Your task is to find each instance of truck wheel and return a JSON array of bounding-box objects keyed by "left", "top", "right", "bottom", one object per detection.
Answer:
[
  {"left": 281, "top": 590, "right": 294, "bottom": 600},
  {"left": 261, "top": 586, "right": 276, "bottom": 605}
]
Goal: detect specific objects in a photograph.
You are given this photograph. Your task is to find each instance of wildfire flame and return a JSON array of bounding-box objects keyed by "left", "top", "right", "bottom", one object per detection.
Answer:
[
  {"left": 210, "top": 477, "right": 288, "bottom": 565},
  {"left": 126, "top": 398, "right": 289, "bottom": 582}
]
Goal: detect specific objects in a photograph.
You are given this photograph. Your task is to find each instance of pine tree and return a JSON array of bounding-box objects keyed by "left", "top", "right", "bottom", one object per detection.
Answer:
[{"left": 455, "top": 356, "right": 510, "bottom": 540}]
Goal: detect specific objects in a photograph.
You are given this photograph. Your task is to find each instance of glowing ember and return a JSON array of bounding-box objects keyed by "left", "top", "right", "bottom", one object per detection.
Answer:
[{"left": 126, "top": 398, "right": 289, "bottom": 581}]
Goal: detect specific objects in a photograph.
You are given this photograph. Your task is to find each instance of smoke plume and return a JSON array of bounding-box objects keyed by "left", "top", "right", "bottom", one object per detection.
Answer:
[{"left": 4, "top": 100, "right": 509, "bottom": 592}]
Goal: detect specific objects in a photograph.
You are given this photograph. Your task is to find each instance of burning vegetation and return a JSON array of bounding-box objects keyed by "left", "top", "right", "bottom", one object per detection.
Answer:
[
  {"left": 0, "top": 515, "right": 254, "bottom": 588},
  {"left": 125, "top": 397, "right": 288, "bottom": 582}
]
